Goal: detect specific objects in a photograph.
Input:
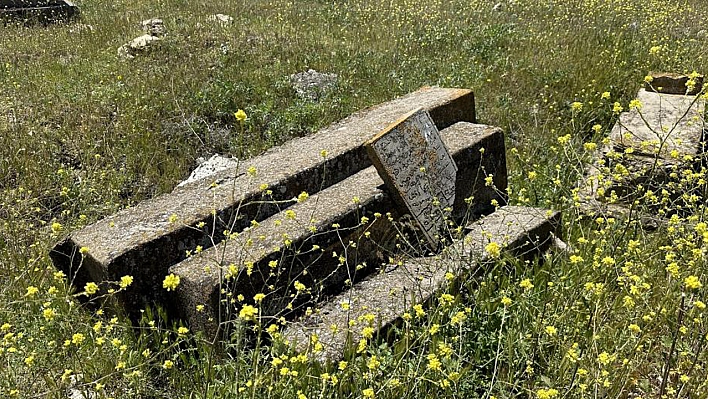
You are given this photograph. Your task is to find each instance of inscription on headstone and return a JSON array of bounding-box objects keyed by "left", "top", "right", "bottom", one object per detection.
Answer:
[{"left": 365, "top": 108, "right": 457, "bottom": 251}]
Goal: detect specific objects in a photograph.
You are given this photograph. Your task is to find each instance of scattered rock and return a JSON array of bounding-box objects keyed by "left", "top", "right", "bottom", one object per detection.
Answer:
[
  {"left": 118, "top": 34, "right": 162, "bottom": 59},
  {"left": 69, "top": 23, "right": 94, "bottom": 33},
  {"left": 207, "top": 13, "right": 234, "bottom": 25},
  {"left": 492, "top": 2, "right": 503, "bottom": 11},
  {"left": 66, "top": 374, "right": 97, "bottom": 399},
  {"left": 141, "top": 17, "right": 165, "bottom": 37},
  {"left": 177, "top": 154, "right": 239, "bottom": 187},
  {"left": 290, "top": 69, "right": 339, "bottom": 101}
]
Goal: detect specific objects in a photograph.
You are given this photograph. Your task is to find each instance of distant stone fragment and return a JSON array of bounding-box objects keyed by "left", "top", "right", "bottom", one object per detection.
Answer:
[
  {"left": 207, "top": 13, "right": 234, "bottom": 25},
  {"left": 366, "top": 108, "right": 457, "bottom": 251},
  {"left": 609, "top": 89, "right": 705, "bottom": 157},
  {"left": 0, "top": 0, "right": 78, "bottom": 21},
  {"left": 645, "top": 72, "right": 704, "bottom": 95},
  {"left": 141, "top": 17, "right": 165, "bottom": 37},
  {"left": 118, "top": 34, "right": 162, "bottom": 59},
  {"left": 290, "top": 69, "right": 339, "bottom": 101}
]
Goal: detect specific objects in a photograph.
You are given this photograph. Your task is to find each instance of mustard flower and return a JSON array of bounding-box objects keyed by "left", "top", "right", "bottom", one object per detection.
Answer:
[
  {"left": 685, "top": 275, "right": 703, "bottom": 290},
  {"left": 120, "top": 275, "right": 133, "bottom": 289},
  {"left": 536, "top": 388, "right": 559, "bottom": 399},
  {"left": 485, "top": 242, "right": 501, "bottom": 259},
  {"left": 234, "top": 109, "right": 247, "bottom": 122},
  {"left": 519, "top": 279, "right": 534, "bottom": 290},
  {"left": 162, "top": 273, "right": 180, "bottom": 291},
  {"left": 426, "top": 353, "right": 442, "bottom": 371},
  {"left": 612, "top": 102, "right": 623, "bottom": 114},
  {"left": 297, "top": 191, "right": 309, "bottom": 203},
  {"left": 84, "top": 282, "right": 99, "bottom": 295},
  {"left": 25, "top": 286, "right": 39, "bottom": 297},
  {"left": 239, "top": 305, "right": 258, "bottom": 321}
]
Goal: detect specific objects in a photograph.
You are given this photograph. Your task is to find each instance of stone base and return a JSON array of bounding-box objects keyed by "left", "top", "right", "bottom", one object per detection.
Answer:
[{"left": 282, "top": 206, "right": 562, "bottom": 361}]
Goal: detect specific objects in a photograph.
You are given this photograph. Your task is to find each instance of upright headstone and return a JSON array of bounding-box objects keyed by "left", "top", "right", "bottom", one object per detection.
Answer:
[{"left": 365, "top": 108, "right": 458, "bottom": 251}]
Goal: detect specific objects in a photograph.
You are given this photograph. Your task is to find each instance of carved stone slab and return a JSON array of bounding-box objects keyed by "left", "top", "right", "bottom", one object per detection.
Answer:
[{"left": 365, "top": 108, "right": 457, "bottom": 251}]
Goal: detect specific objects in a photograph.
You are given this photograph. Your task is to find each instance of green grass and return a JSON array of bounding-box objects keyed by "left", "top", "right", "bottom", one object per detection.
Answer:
[{"left": 3, "top": 0, "right": 708, "bottom": 397}]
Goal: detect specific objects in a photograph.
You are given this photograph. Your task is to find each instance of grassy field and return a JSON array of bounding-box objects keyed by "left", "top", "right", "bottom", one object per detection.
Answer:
[{"left": 3, "top": 0, "right": 708, "bottom": 397}]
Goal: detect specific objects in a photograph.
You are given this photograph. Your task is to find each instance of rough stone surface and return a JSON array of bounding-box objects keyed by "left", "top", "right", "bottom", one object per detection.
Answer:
[
  {"left": 118, "top": 34, "right": 162, "bottom": 59},
  {"left": 141, "top": 17, "right": 165, "bottom": 37},
  {"left": 282, "top": 206, "right": 562, "bottom": 361},
  {"left": 366, "top": 108, "right": 457, "bottom": 251},
  {"left": 177, "top": 155, "right": 240, "bottom": 188},
  {"left": 50, "top": 87, "right": 477, "bottom": 320},
  {"left": 290, "top": 69, "right": 339, "bottom": 101},
  {"left": 645, "top": 72, "right": 704, "bottom": 95},
  {"left": 609, "top": 89, "right": 705, "bottom": 157},
  {"left": 169, "top": 122, "right": 506, "bottom": 336}
]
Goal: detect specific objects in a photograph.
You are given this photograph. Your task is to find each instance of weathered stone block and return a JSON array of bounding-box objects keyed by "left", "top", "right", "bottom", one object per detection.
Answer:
[
  {"left": 609, "top": 89, "right": 705, "bottom": 157},
  {"left": 282, "top": 206, "right": 561, "bottom": 360},
  {"left": 50, "top": 87, "right": 477, "bottom": 317},
  {"left": 579, "top": 85, "right": 706, "bottom": 226},
  {"left": 169, "top": 122, "right": 506, "bottom": 336}
]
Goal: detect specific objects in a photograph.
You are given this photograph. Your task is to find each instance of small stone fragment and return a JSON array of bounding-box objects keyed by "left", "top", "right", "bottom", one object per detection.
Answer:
[
  {"left": 290, "top": 69, "right": 339, "bottom": 101},
  {"left": 207, "top": 13, "right": 234, "bottom": 25},
  {"left": 141, "top": 17, "right": 166, "bottom": 36},
  {"left": 118, "top": 34, "right": 161, "bottom": 59}
]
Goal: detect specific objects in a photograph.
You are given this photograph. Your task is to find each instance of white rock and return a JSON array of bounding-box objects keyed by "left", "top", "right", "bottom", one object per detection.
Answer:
[
  {"left": 141, "top": 18, "right": 166, "bottom": 36},
  {"left": 208, "top": 13, "right": 234, "bottom": 25},
  {"left": 118, "top": 34, "right": 162, "bottom": 59}
]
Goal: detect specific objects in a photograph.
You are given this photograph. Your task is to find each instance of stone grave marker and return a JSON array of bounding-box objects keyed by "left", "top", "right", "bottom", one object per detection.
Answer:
[
  {"left": 365, "top": 108, "right": 457, "bottom": 251},
  {"left": 579, "top": 72, "right": 706, "bottom": 226},
  {"left": 0, "top": 0, "right": 78, "bottom": 21}
]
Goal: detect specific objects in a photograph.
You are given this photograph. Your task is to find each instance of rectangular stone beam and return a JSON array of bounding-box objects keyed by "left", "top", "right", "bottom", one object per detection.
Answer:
[
  {"left": 281, "top": 206, "right": 562, "bottom": 361},
  {"left": 169, "top": 122, "right": 506, "bottom": 337},
  {"left": 50, "top": 87, "right": 476, "bottom": 309}
]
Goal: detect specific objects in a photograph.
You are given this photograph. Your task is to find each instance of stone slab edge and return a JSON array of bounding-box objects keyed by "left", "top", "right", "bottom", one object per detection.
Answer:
[
  {"left": 281, "top": 205, "right": 562, "bottom": 361},
  {"left": 50, "top": 87, "right": 475, "bottom": 299}
]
